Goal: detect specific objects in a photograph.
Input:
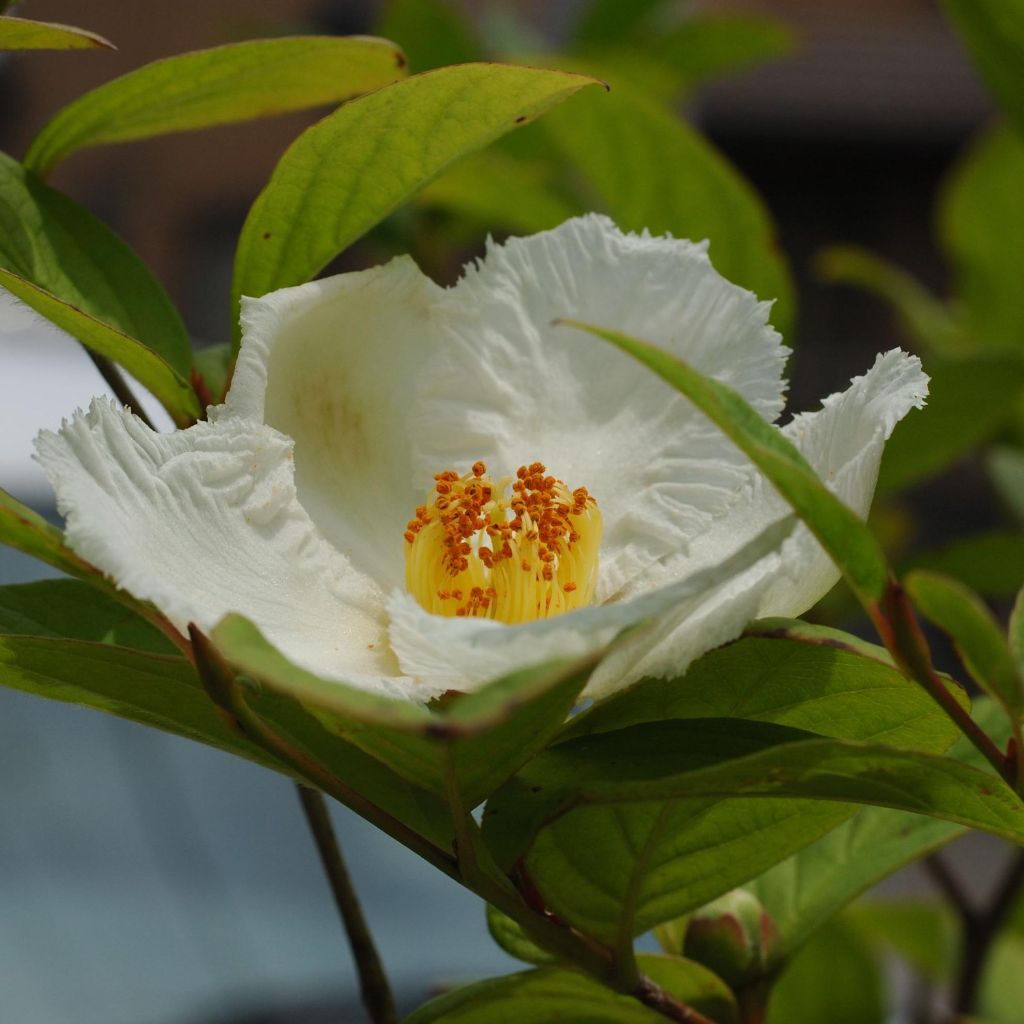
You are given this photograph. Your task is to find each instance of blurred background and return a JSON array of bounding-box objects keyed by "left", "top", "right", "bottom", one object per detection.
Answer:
[{"left": 1, "top": 1, "right": 1020, "bottom": 1021}]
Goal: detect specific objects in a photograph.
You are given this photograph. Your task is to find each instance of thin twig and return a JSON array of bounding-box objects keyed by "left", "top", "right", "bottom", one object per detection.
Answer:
[
  {"left": 296, "top": 785, "right": 398, "bottom": 1024},
  {"left": 924, "top": 853, "right": 976, "bottom": 923},
  {"left": 86, "top": 351, "right": 155, "bottom": 429}
]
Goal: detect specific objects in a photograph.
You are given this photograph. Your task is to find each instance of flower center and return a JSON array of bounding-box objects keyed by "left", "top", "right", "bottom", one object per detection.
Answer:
[{"left": 403, "top": 461, "right": 602, "bottom": 624}]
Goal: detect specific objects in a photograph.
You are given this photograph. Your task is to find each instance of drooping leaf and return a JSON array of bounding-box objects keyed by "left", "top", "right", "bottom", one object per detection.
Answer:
[
  {"left": 231, "top": 62, "right": 602, "bottom": 345},
  {"left": 0, "top": 269, "right": 198, "bottom": 426},
  {"left": 906, "top": 570, "right": 1023, "bottom": 717},
  {"left": 544, "top": 82, "right": 794, "bottom": 335},
  {"left": 479, "top": 626, "right": 969, "bottom": 948},
  {"left": 745, "top": 698, "right": 1007, "bottom": 959},
  {"left": 0, "top": 631, "right": 453, "bottom": 849},
  {"left": 940, "top": 124, "right": 1024, "bottom": 352},
  {"left": 0, "top": 14, "right": 114, "bottom": 50},
  {"left": 904, "top": 531, "right": 1024, "bottom": 599},
  {"left": 0, "top": 150, "right": 193, "bottom": 383},
  {"left": 212, "top": 613, "right": 596, "bottom": 809},
  {"left": 816, "top": 244, "right": 967, "bottom": 356},
  {"left": 764, "top": 918, "right": 885, "bottom": 1024},
  {"left": 405, "top": 954, "right": 738, "bottom": 1024},
  {"left": 483, "top": 718, "right": 1024, "bottom": 945},
  {"left": 941, "top": 2, "right": 1024, "bottom": 135},
  {"left": 25, "top": 36, "right": 406, "bottom": 177},
  {"left": 0, "top": 579, "right": 174, "bottom": 653},
  {"left": 376, "top": 0, "right": 480, "bottom": 71},
  {"left": 561, "top": 321, "right": 888, "bottom": 604}
]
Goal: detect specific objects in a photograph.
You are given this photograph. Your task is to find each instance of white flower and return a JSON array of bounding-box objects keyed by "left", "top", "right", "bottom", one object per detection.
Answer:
[{"left": 33, "top": 216, "right": 927, "bottom": 701}]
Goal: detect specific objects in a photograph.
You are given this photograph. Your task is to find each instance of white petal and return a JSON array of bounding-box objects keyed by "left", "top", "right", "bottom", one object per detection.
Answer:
[
  {"left": 225, "top": 259, "right": 446, "bottom": 590},
  {"left": 386, "top": 516, "right": 794, "bottom": 693},
  {"left": 411, "top": 214, "right": 790, "bottom": 599},
  {"left": 35, "top": 398, "right": 419, "bottom": 698},
  {"left": 603, "top": 350, "right": 928, "bottom": 690}
]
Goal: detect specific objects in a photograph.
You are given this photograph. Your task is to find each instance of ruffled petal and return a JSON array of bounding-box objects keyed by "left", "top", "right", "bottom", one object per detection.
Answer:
[
  {"left": 602, "top": 350, "right": 928, "bottom": 691},
  {"left": 35, "top": 398, "right": 418, "bottom": 698},
  {"left": 409, "top": 214, "right": 790, "bottom": 600},
  {"left": 225, "top": 259, "right": 446, "bottom": 590}
]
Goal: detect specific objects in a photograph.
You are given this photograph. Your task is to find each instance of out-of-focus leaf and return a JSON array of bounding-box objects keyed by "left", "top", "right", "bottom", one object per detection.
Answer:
[
  {"left": 765, "top": 918, "right": 885, "bottom": 1024},
  {"left": 1012, "top": 588, "right": 1024, "bottom": 679},
  {"left": 25, "top": 36, "right": 406, "bottom": 176},
  {"left": 979, "top": 934, "right": 1024, "bottom": 1024},
  {"left": 0, "top": 151, "right": 192, "bottom": 381},
  {"left": 652, "top": 13, "right": 797, "bottom": 86},
  {"left": 0, "top": 269, "right": 198, "bottom": 426},
  {"left": 746, "top": 699, "right": 1006, "bottom": 959},
  {"left": 904, "top": 532, "right": 1024, "bottom": 599},
  {"left": 941, "top": 1, "right": 1024, "bottom": 135},
  {"left": 406, "top": 955, "right": 738, "bottom": 1024},
  {"left": 232, "top": 62, "right": 602, "bottom": 347},
  {"left": 878, "top": 356, "right": 1024, "bottom": 493},
  {"left": 989, "top": 446, "right": 1024, "bottom": 522},
  {"left": 418, "top": 150, "right": 581, "bottom": 234},
  {"left": 816, "top": 244, "right": 967, "bottom": 355},
  {"left": 0, "top": 579, "right": 174, "bottom": 654},
  {"left": 376, "top": 0, "right": 479, "bottom": 71},
  {"left": 906, "top": 570, "right": 1023, "bottom": 717},
  {"left": 193, "top": 342, "right": 231, "bottom": 405},
  {"left": 940, "top": 124, "right": 1024, "bottom": 352},
  {"left": 212, "top": 613, "right": 595, "bottom": 809},
  {"left": 0, "top": 14, "right": 114, "bottom": 50},
  {"left": 846, "top": 901, "right": 959, "bottom": 981},
  {"left": 574, "top": 0, "right": 671, "bottom": 45},
  {"left": 563, "top": 321, "right": 887, "bottom": 604},
  {"left": 545, "top": 83, "right": 795, "bottom": 336}
]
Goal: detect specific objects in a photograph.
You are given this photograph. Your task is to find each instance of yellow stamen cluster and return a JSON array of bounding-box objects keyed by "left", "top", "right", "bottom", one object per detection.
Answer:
[{"left": 404, "top": 460, "right": 602, "bottom": 624}]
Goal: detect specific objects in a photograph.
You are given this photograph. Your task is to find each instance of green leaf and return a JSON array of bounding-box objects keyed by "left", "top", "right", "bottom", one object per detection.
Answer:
[
  {"left": 906, "top": 569, "right": 1023, "bottom": 717},
  {"left": 376, "top": 0, "right": 480, "bottom": 72},
  {"left": 746, "top": 698, "right": 1007, "bottom": 959},
  {"left": 231, "top": 62, "right": 602, "bottom": 341},
  {"left": 575, "top": 0, "right": 671, "bottom": 45},
  {"left": 816, "top": 244, "right": 967, "bottom": 356},
  {"left": 485, "top": 905, "right": 557, "bottom": 966},
  {"left": 904, "top": 531, "right": 1024, "bottom": 599},
  {"left": 483, "top": 718, "right": 1024, "bottom": 946},
  {"left": 25, "top": 36, "right": 406, "bottom": 177},
  {"left": 0, "top": 269, "right": 199, "bottom": 426},
  {"left": 192, "top": 341, "right": 232, "bottom": 403},
  {"left": 543, "top": 82, "right": 794, "bottom": 336},
  {"left": 980, "top": 933, "right": 1024, "bottom": 1024},
  {"left": 651, "top": 14, "right": 797, "bottom": 87},
  {"left": 764, "top": 918, "right": 885, "bottom": 1024},
  {"left": 211, "top": 613, "right": 595, "bottom": 808},
  {"left": 1012, "top": 587, "right": 1024, "bottom": 679},
  {"left": 0, "top": 150, "right": 193, "bottom": 382},
  {"left": 0, "top": 631, "right": 452, "bottom": 848},
  {"left": 418, "top": 150, "right": 582, "bottom": 234},
  {"left": 0, "top": 14, "right": 114, "bottom": 50},
  {"left": 491, "top": 621, "right": 967, "bottom": 948},
  {"left": 561, "top": 320, "right": 888, "bottom": 604},
  {"left": 989, "top": 446, "right": 1024, "bottom": 523},
  {"left": 941, "top": 2, "right": 1024, "bottom": 134},
  {"left": 406, "top": 955, "right": 738, "bottom": 1024},
  {"left": 940, "top": 124, "right": 1024, "bottom": 352},
  {"left": 846, "top": 901, "right": 959, "bottom": 981},
  {"left": 0, "top": 579, "right": 174, "bottom": 653},
  {"left": 878, "top": 356, "right": 1024, "bottom": 493}
]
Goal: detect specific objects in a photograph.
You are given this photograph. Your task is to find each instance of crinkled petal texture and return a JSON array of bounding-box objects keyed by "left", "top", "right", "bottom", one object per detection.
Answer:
[{"left": 34, "top": 216, "right": 927, "bottom": 701}]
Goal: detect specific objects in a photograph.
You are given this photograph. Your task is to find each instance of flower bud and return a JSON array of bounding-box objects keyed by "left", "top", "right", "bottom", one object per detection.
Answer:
[{"left": 682, "top": 889, "right": 780, "bottom": 987}]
